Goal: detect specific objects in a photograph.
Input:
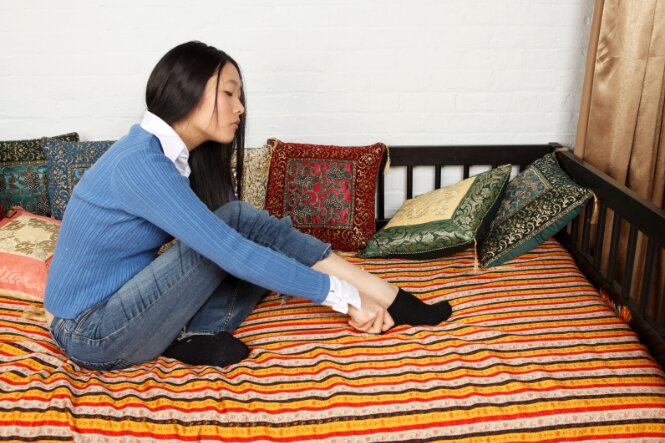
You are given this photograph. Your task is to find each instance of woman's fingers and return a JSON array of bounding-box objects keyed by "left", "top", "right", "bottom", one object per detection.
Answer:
[
  {"left": 349, "top": 313, "right": 380, "bottom": 333},
  {"left": 382, "top": 311, "right": 395, "bottom": 332},
  {"left": 368, "top": 310, "right": 384, "bottom": 334},
  {"left": 346, "top": 294, "right": 392, "bottom": 334},
  {"left": 357, "top": 315, "right": 377, "bottom": 331}
]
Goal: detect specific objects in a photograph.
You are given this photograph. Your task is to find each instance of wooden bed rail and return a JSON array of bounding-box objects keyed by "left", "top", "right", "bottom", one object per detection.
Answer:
[
  {"left": 555, "top": 150, "right": 665, "bottom": 368},
  {"left": 374, "top": 144, "right": 665, "bottom": 368}
]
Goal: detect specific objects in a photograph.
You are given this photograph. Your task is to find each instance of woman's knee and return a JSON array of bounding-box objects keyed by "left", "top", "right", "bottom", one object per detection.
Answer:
[{"left": 214, "top": 200, "right": 254, "bottom": 227}]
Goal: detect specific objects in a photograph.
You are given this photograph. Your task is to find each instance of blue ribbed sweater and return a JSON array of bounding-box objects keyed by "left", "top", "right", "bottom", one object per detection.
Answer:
[{"left": 44, "top": 125, "right": 329, "bottom": 319}]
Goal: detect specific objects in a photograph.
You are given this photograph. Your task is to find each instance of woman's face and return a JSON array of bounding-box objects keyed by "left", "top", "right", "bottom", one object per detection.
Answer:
[{"left": 186, "top": 62, "right": 244, "bottom": 146}]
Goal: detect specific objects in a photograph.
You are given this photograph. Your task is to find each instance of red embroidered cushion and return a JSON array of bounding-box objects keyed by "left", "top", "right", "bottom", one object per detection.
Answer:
[{"left": 265, "top": 139, "right": 387, "bottom": 251}]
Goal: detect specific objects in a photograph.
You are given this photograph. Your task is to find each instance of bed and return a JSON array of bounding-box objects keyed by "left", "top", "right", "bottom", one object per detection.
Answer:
[{"left": 1, "top": 144, "right": 664, "bottom": 442}]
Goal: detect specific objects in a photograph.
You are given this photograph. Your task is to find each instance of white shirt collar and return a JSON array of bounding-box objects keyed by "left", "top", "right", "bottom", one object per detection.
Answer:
[{"left": 140, "top": 110, "right": 191, "bottom": 178}]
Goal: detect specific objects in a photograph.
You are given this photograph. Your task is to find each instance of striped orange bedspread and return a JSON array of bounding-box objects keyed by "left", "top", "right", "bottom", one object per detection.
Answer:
[{"left": 1, "top": 239, "right": 664, "bottom": 442}]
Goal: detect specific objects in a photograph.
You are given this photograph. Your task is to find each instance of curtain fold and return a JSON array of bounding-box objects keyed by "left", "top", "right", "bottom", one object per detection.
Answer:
[{"left": 575, "top": 0, "right": 664, "bottom": 321}]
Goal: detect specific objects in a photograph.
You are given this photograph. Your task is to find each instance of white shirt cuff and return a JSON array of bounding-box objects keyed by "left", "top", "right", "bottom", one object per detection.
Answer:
[{"left": 322, "top": 276, "right": 362, "bottom": 314}]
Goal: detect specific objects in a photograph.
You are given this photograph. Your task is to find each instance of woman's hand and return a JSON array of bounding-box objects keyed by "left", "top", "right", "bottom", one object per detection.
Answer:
[{"left": 347, "top": 293, "right": 395, "bottom": 334}]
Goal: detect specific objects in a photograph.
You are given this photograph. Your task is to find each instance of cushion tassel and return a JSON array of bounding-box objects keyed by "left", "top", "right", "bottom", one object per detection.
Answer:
[
  {"left": 598, "top": 289, "right": 632, "bottom": 324},
  {"left": 383, "top": 146, "right": 391, "bottom": 176},
  {"left": 473, "top": 239, "right": 480, "bottom": 274},
  {"left": 22, "top": 304, "right": 46, "bottom": 323}
]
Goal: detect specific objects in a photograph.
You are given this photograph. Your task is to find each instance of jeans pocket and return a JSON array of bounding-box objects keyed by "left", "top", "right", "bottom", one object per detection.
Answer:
[{"left": 71, "top": 301, "right": 102, "bottom": 337}]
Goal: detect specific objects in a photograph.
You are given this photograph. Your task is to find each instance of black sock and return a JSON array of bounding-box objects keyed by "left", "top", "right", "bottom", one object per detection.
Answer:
[
  {"left": 387, "top": 288, "right": 452, "bottom": 327},
  {"left": 163, "top": 331, "right": 249, "bottom": 367}
]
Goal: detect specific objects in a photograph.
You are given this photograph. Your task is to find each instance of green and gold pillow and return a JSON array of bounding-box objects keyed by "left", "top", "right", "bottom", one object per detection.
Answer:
[
  {"left": 0, "top": 132, "right": 79, "bottom": 216},
  {"left": 358, "top": 164, "right": 511, "bottom": 259},
  {"left": 42, "top": 139, "right": 115, "bottom": 220},
  {"left": 479, "top": 153, "right": 593, "bottom": 267}
]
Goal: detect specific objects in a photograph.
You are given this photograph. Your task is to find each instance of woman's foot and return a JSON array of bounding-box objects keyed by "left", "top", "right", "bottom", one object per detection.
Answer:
[
  {"left": 387, "top": 288, "right": 452, "bottom": 327},
  {"left": 163, "top": 331, "right": 249, "bottom": 367}
]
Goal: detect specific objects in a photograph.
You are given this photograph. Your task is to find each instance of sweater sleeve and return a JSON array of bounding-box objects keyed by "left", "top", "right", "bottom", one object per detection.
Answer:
[{"left": 110, "top": 150, "right": 330, "bottom": 304}]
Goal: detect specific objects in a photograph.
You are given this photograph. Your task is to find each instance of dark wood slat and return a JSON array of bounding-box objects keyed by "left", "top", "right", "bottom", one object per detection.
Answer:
[
  {"left": 581, "top": 206, "right": 592, "bottom": 258},
  {"left": 607, "top": 214, "right": 623, "bottom": 284},
  {"left": 641, "top": 238, "right": 657, "bottom": 320},
  {"left": 406, "top": 166, "right": 413, "bottom": 199},
  {"left": 593, "top": 204, "right": 607, "bottom": 271},
  {"left": 621, "top": 225, "right": 639, "bottom": 301},
  {"left": 435, "top": 165, "right": 442, "bottom": 189},
  {"left": 463, "top": 165, "right": 470, "bottom": 179},
  {"left": 571, "top": 217, "right": 579, "bottom": 245}
]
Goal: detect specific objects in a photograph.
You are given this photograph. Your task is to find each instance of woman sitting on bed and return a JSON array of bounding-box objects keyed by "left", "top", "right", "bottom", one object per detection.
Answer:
[{"left": 43, "top": 41, "right": 452, "bottom": 371}]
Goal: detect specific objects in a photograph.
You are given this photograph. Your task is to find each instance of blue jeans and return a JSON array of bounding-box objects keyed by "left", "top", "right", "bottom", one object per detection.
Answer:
[{"left": 49, "top": 201, "right": 331, "bottom": 371}]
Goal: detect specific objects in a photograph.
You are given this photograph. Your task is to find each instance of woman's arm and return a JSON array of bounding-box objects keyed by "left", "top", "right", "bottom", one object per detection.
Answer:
[{"left": 111, "top": 150, "right": 331, "bottom": 304}]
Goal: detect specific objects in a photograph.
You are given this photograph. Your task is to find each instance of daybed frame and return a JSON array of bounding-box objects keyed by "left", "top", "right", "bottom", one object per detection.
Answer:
[
  {"left": 2, "top": 143, "right": 664, "bottom": 442},
  {"left": 376, "top": 143, "right": 665, "bottom": 368}
]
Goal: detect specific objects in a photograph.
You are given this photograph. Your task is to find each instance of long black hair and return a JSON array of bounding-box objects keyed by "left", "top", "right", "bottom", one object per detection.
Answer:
[{"left": 145, "top": 41, "right": 245, "bottom": 209}]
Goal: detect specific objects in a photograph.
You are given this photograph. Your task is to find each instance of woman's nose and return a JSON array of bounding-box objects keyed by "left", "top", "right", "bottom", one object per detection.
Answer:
[{"left": 235, "top": 98, "right": 245, "bottom": 116}]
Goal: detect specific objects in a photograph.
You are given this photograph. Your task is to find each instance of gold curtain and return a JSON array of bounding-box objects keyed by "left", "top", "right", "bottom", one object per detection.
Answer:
[{"left": 575, "top": 0, "right": 664, "bottom": 318}]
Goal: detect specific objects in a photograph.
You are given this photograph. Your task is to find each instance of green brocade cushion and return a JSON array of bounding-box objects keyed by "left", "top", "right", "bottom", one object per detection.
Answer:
[
  {"left": 358, "top": 164, "right": 511, "bottom": 259},
  {"left": 479, "top": 153, "right": 593, "bottom": 267},
  {"left": 42, "top": 139, "right": 115, "bottom": 220},
  {"left": 0, "top": 133, "right": 79, "bottom": 216}
]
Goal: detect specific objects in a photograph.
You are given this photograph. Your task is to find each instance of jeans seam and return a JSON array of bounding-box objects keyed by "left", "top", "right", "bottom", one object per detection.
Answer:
[
  {"left": 221, "top": 281, "right": 240, "bottom": 331},
  {"left": 71, "top": 302, "right": 100, "bottom": 336}
]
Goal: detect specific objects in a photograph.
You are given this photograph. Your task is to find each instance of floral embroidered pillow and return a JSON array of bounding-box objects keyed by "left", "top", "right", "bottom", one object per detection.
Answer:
[
  {"left": 479, "top": 153, "right": 593, "bottom": 267},
  {"left": 0, "top": 132, "right": 79, "bottom": 216},
  {"left": 42, "top": 139, "right": 115, "bottom": 220},
  {"left": 265, "top": 139, "right": 387, "bottom": 251},
  {"left": 0, "top": 207, "right": 60, "bottom": 301},
  {"left": 358, "top": 165, "right": 511, "bottom": 259}
]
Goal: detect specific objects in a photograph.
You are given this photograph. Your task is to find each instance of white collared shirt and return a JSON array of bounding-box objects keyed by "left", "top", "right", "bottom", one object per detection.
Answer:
[{"left": 140, "top": 111, "right": 191, "bottom": 178}]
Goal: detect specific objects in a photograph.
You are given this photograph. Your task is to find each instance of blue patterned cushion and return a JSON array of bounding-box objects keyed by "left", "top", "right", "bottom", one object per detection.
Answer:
[
  {"left": 42, "top": 140, "right": 115, "bottom": 220},
  {"left": 0, "top": 133, "right": 79, "bottom": 216},
  {"left": 479, "top": 153, "right": 593, "bottom": 267}
]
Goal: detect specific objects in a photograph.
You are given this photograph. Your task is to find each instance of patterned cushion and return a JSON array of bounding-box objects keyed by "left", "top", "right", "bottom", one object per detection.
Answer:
[
  {"left": 42, "top": 140, "right": 115, "bottom": 220},
  {"left": 480, "top": 153, "right": 593, "bottom": 267},
  {"left": 0, "top": 133, "right": 79, "bottom": 216},
  {"left": 358, "top": 165, "right": 511, "bottom": 259},
  {"left": 231, "top": 143, "right": 275, "bottom": 210},
  {"left": 0, "top": 207, "right": 60, "bottom": 301},
  {"left": 265, "top": 139, "right": 387, "bottom": 251}
]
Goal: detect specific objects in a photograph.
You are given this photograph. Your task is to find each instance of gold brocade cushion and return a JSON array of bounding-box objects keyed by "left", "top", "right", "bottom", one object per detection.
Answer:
[
  {"left": 232, "top": 143, "right": 275, "bottom": 210},
  {"left": 0, "top": 207, "right": 60, "bottom": 301},
  {"left": 358, "top": 165, "right": 511, "bottom": 259}
]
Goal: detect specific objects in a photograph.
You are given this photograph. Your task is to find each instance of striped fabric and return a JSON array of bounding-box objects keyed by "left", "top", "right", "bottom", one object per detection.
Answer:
[{"left": 1, "top": 239, "right": 664, "bottom": 441}]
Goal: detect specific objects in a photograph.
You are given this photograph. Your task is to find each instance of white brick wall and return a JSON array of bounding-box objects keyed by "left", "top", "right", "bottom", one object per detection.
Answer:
[
  {"left": 1, "top": 0, "right": 593, "bottom": 143},
  {"left": 0, "top": 0, "right": 593, "bottom": 211}
]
